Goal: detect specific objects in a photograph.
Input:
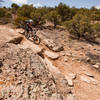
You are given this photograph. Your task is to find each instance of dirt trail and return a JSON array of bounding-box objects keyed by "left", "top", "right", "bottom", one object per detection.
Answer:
[{"left": 0, "top": 24, "right": 100, "bottom": 100}]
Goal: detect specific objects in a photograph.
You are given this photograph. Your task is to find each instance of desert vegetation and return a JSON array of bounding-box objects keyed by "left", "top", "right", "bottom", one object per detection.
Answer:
[{"left": 0, "top": 2, "right": 100, "bottom": 43}]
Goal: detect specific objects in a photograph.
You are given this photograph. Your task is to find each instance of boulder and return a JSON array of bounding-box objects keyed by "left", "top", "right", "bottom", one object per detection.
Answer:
[
  {"left": 95, "top": 38, "right": 100, "bottom": 44},
  {"left": 65, "top": 76, "right": 74, "bottom": 87},
  {"left": 44, "top": 50, "right": 59, "bottom": 60},
  {"left": 68, "top": 73, "right": 76, "bottom": 80},
  {"left": 93, "top": 64, "right": 100, "bottom": 69},
  {"left": 86, "top": 57, "right": 91, "bottom": 62},
  {"left": 64, "top": 58, "right": 68, "bottom": 62},
  {"left": 85, "top": 72, "right": 94, "bottom": 78},
  {"left": 43, "top": 39, "right": 64, "bottom": 52},
  {"left": 65, "top": 73, "right": 76, "bottom": 87}
]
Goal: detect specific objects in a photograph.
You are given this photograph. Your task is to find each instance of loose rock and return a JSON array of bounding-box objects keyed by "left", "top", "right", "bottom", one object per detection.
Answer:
[
  {"left": 80, "top": 76, "right": 91, "bottom": 83},
  {"left": 93, "top": 64, "right": 100, "bottom": 69},
  {"left": 65, "top": 76, "right": 74, "bottom": 87},
  {"left": 85, "top": 72, "right": 94, "bottom": 78},
  {"left": 64, "top": 58, "right": 68, "bottom": 62},
  {"left": 68, "top": 73, "right": 76, "bottom": 80}
]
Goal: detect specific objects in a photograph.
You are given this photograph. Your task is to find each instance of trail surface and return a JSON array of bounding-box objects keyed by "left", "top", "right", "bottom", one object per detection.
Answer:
[{"left": 0, "top": 24, "right": 100, "bottom": 100}]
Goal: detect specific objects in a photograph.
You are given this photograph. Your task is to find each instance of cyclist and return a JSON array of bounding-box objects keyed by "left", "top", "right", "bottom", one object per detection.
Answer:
[
  {"left": 20, "top": 19, "right": 40, "bottom": 44},
  {"left": 25, "top": 19, "right": 33, "bottom": 33}
]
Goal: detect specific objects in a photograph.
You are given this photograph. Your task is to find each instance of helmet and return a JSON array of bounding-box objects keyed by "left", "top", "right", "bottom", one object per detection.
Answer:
[{"left": 29, "top": 19, "right": 33, "bottom": 23}]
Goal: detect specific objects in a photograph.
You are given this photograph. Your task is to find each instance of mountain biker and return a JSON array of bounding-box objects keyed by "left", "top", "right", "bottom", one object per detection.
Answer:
[
  {"left": 25, "top": 19, "right": 33, "bottom": 33},
  {"left": 22, "top": 19, "right": 40, "bottom": 44}
]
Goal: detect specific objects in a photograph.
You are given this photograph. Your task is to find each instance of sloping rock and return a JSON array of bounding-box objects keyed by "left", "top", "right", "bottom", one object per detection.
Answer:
[
  {"left": 0, "top": 43, "right": 69, "bottom": 100},
  {"left": 44, "top": 50, "right": 59, "bottom": 60},
  {"left": 43, "top": 39, "right": 64, "bottom": 52},
  {"left": 19, "top": 40, "right": 43, "bottom": 54},
  {"left": 43, "top": 57, "right": 71, "bottom": 98}
]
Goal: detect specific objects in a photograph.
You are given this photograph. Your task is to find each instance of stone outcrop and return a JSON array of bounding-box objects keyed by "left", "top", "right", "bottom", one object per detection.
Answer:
[
  {"left": 44, "top": 50, "right": 59, "bottom": 60},
  {"left": 43, "top": 39, "right": 64, "bottom": 52}
]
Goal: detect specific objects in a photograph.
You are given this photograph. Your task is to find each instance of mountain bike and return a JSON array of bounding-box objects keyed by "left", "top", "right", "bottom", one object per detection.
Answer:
[
  {"left": 24, "top": 28, "right": 40, "bottom": 45},
  {"left": 20, "top": 24, "right": 41, "bottom": 45}
]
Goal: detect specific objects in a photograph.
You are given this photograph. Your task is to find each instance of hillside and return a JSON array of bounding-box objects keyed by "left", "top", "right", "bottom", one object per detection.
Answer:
[{"left": 0, "top": 24, "right": 100, "bottom": 100}]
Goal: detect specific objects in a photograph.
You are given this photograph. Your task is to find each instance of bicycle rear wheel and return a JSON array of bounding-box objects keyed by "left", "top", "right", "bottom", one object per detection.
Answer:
[{"left": 25, "top": 31, "right": 31, "bottom": 39}]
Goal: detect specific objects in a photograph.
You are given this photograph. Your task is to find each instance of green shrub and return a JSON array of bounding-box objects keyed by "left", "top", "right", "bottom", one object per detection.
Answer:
[
  {"left": 5, "top": 12, "right": 12, "bottom": 18},
  {"left": 65, "top": 14, "right": 93, "bottom": 39},
  {"left": 30, "top": 10, "right": 45, "bottom": 26},
  {"left": 46, "top": 10, "right": 60, "bottom": 28},
  {"left": 0, "top": 8, "right": 6, "bottom": 18},
  {"left": 56, "top": 3, "right": 71, "bottom": 22},
  {"left": 17, "top": 5, "right": 35, "bottom": 18},
  {"left": 11, "top": 3, "right": 19, "bottom": 14},
  {"left": 92, "top": 23, "right": 100, "bottom": 38},
  {"left": 14, "top": 16, "right": 29, "bottom": 27}
]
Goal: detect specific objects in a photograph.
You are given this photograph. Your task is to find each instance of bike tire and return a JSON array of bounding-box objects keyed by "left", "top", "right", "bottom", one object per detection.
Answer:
[
  {"left": 25, "top": 31, "right": 30, "bottom": 39},
  {"left": 33, "top": 35, "right": 41, "bottom": 45}
]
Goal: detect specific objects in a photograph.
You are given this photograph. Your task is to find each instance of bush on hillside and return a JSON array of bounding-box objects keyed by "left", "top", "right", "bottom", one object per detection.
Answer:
[
  {"left": 30, "top": 10, "right": 45, "bottom": 26},
  {"left": 46, "top": 10, "right": 60, "bottom": 28},
  {"left": 14, "top": 16, "right": 29, "bottom": 27},
  {"left": 0, "top": 8, "right": 6, "bottom": 18},
  {"left": 64, "top": 14, "right": 93, "bottom": 39},
  {"left": 5, "top": 12, "right": 12, "bottom": 18},
  {"left": 56, "top": 3, "right": 71, "bottom": 22},
  {"left": 92, "top": 23, "right": 100, "bottom": 38},
  {"left": 17, "top": 4, "right": 35, "bottom": 18},
  {"left": 11, "top": 3, "right": 19, "bottom": 14},
  {"left": 64, "top": 14, "right": 100, "bottom": 43},
  {"left": 0, "top": 8, "right": 12, "bottom": 24}
]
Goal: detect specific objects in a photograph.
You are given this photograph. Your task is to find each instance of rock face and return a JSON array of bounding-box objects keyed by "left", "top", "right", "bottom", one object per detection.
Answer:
[
  {"left": 8, "top": 36, "right": 24, "bottom": 44},
  {"left": 0, "top": 43, "right": 68, "bottom": 100},
  {"left": 44, "top": 50, "right": 59, "bottom": 60},
  {"left": 43, "top": 39, "right": 64, "bottom": 52}
]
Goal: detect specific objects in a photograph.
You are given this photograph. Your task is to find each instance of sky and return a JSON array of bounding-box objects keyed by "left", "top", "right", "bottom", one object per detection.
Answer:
[{"left": 1, "top": 0, "right": 100, "bottom": 9}]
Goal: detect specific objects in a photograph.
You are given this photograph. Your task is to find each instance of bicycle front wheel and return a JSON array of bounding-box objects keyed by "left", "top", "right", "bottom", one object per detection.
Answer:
[{"left": 33, "top": 35, "right": 41, "bottom": 45}]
